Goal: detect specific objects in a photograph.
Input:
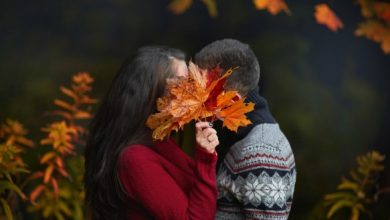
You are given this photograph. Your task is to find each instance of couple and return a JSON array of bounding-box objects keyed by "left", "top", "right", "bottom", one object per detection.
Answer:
[{"left": 84, "top": 39, "right": 297, "bottom": 220}]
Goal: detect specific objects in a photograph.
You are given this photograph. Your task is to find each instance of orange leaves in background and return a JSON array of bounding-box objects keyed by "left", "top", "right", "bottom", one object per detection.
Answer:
[
  {"left": 0, "top": 119, "right": 32, "bottom": 220},
  {"left": 253, "top": 0, "right": 291, "bottom": 15},
  {"left": 0, "top": 119, "right": 33, "bottom": 174},
  {"left": 355, "top": 1, "right": 390, "bottom": 54},
  {"left": 40, "top": 122, "right": 77, "bottom": 156},
  {"left": 53, "top": 72, "right": 97, "bottom": 136},
  {"left": 168, "top": 0, "right": 217, "bottom": 17},
  {"left": 374, "top": 2, "right": 390, "bottom": 22},
  {"left": 146, "top": 62, "right": 254, "bottom": 141},
  {"left": 356, "top": 20, "right": 390, "bottom": 53},
  {"left": 27, "top": 72, "right": 97, "bottom": 219},
  {"left": 0, "top": 119, "right": 34, "bottom": 148},
  {"left": 314, "top": 4, "right": 344, "bottom": 32}
]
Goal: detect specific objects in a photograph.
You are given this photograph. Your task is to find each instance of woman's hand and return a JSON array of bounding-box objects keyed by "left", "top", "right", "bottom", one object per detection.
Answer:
[{"left": 195, "top": 122, "right": 219, "bottom": 154}]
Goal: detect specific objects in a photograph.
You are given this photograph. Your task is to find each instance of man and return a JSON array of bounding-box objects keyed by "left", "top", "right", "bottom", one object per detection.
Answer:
[{"left": 195, "top": 39, "right": 297, "bottom": 220}]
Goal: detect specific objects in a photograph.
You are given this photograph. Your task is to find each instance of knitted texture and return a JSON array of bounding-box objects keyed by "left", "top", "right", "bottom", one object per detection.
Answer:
[{"left": 216, "top": 124, "right": 296, "bottom": 220}]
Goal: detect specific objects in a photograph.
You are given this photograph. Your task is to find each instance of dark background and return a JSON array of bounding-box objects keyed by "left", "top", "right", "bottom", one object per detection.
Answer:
[{"left": 1, "top": 0, "right": 389, "bottom": 219}]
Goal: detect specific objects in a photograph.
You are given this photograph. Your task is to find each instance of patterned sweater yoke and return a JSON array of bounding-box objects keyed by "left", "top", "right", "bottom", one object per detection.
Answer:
[{"left": 216, "top": 123, "right": 297, "bottom": 220}]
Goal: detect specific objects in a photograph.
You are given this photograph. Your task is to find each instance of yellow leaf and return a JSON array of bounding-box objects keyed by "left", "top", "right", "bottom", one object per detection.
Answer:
[
  {"left": 351, "top": 206, "right": 360, "bottom": 220},
  {"left": 326, "top": 200, "right": 354, "bottom": 219},
  {"left": 202, "top": 0, "right": 217, "bottom": 17},
  {"left": 58, "top": 201, "right": 73, "bottom": 216}
]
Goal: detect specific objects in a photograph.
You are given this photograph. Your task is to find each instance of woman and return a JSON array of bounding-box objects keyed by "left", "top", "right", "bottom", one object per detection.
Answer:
[{"left": 84, "top": 46, "right": 219, "bottom": 220}]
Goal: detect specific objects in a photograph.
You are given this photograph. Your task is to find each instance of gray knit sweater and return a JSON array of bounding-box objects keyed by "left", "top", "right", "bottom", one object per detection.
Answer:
[{"left": 215, "top": 121, "right": 296, "bottom": 219}]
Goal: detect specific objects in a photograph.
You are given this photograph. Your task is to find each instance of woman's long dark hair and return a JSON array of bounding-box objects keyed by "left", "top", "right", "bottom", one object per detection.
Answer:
[{"left": 84, "top": 46, "right": 186, "bottom": 219}]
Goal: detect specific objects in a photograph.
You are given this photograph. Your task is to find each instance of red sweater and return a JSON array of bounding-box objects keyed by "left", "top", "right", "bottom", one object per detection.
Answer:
[{"left": 117, "top": 138, "right": 218, "bottom": 220}]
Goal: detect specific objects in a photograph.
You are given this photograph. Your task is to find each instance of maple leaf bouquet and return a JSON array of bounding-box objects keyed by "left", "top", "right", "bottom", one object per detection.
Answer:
[{"left": 146, "top": 62, "right": 255, "bottom": 141}]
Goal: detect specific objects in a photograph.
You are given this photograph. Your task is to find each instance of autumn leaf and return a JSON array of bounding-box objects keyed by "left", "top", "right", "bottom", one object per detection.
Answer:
[
  {"left": 51, "top": 178, "right": 59, "bottom": 198},
  {"left": 72, "top": 72, "right": 94, "bottom": 85},
  {"left": 204, "top": 68, "right": 234, "bottom": 110},
  {"left": 146, "top": 62, "right": 254, "bottom": 141},
  {"left": 216, "top": 91, "right": 240, "bottom": 108},
  {"left": 40, "top": 121, "right": 77, "bottom": 155},
  {"left": 60, "top": 86, "right": 78, "bottom": 101},
  {"left": 202, "top": 0, "right": 218, "bottom": 17},
  {"left": 43, "top": 164, "right": 54, "bottom": 183},
  {"left": 168, "top": 0, "right": 193, "bottom": 14},
  {"left": 30, "top": 184, "right": 46, "bottom": 204},
  {"left": 356, "top": 0, "right": 375, "bottom": 18},
  {"left": 188, "top": 61, "right": 206, "bottom": 88},
  {"left": 40, "top": 152, "right": 56, "bottom": 164},
  {"left": 374, "top": 2, "right": 390, "bottom": 23},
  {"left": 253, "top": 0, "right": 291, "bottom": 15},
  {"left": 73, "top": 110, "right": 92, "bottom": 119},
  {"left": 314, "top": 4, "right": 344, "bottom": 32},
  {"left": 355, "top": 20, "right": 390, "bottom": 54},
  {"left": 217, "top": 98, "right": 254, "bottom": 132}
]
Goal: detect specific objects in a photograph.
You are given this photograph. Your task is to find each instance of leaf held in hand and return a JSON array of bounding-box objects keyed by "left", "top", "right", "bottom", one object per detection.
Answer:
[{"left": 146, "top": 62, "right": 254, "bottom": 140}]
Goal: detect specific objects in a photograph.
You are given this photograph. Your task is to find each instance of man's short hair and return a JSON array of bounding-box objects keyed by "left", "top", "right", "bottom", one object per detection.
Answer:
[{"left": 194, "top": 39, "right": 260, "bottom": 96}]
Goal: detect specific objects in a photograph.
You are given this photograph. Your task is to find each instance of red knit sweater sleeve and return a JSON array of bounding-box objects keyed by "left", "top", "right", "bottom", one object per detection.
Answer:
[{"left": 118, "top": 144, "right": 218, "bottom": 220}]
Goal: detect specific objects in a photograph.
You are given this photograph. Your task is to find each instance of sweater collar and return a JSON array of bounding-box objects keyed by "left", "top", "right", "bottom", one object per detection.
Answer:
[{"left": 235, "top": 86, "right": 276, "bottom": 138}]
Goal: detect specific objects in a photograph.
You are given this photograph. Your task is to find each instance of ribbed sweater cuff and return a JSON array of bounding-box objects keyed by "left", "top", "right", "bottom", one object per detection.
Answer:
[{"left": 194, "top": 145, "right": 218, "bottom": 164}]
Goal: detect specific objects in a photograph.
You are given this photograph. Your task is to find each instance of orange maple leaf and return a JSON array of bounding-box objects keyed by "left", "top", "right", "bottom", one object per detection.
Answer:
[
  {"left": 314, "top": 4, "right": 344, "bottom": 32},
  {"left": 253, "top": 0, "right": 291, "bottom": 15},
  {"left": 146, "top": 62, "right": 255, "bottom": 140},
  {"left": 218, "top": 99, "right": 254, "bottom": 132}
]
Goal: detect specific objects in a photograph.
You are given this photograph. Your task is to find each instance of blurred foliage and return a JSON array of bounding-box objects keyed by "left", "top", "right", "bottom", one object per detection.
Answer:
[
  {"left": 169, "top": 0, "right": 290, "bottom": 16},
  {"left": 168, "top": 0, "right": 390, "bottom": 54},
  {"left": 0, "top": 119, "right": 33, "bottom": 220},
  {"left": 355, "top": 0, "right": 390, "bottom": 54},
  {"left": 169, "top": 0, "right": 218, "bottom": 17},
  {"left": 24, "top": 72, "right": 97, "bottom": 220},
  {"left": 324, "top": 151, "right": 389, "bottom": 220}
]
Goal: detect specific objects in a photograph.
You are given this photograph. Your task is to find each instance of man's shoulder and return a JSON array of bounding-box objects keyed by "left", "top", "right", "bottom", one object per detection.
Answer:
[{"left": 230, "top": 123, "right": 292, "bottom": 156}]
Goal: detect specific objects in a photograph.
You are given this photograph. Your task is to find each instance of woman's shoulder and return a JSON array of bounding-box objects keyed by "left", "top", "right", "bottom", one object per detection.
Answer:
[{"left": 119, "top": 144, "right": 160, "bottom": 165}]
